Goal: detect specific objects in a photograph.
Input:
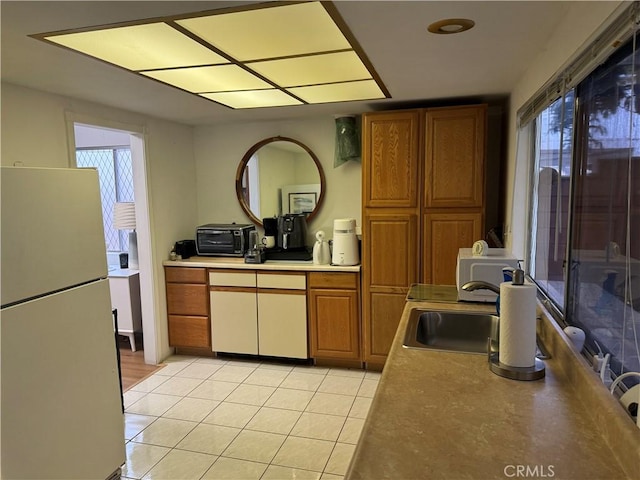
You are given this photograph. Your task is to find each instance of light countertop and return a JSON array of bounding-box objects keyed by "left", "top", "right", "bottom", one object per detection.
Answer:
[
  {"left": 163, "top": 256, "right": 360, "bottom": 273},
  {"left": 346, "top": 292, "right": 637, "bottom": 480},
  {"left": 107, "top": 267, "right": 139, "bottom": 278}
]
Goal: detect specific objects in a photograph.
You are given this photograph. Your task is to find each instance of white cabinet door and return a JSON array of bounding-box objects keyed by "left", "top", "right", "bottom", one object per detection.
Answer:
[
  {"left": 257, "top": 292, "right": 308, "bottom": 359},
  {"left": 210, "top": 290, "right": 258, "bottom": 355}
]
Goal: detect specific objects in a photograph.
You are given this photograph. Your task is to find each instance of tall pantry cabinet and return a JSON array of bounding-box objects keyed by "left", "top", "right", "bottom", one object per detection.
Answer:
[{"left": 362, "top": 104, "right": 487, "bottom": 366}]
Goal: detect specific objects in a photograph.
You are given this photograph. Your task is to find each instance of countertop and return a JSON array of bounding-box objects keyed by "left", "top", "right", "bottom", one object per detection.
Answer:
[
  {"left": 107, "top": 267, "right": 139, "bottom": 278},
  {"left": 163, "top": 256, "right": 360, "bottom": 273},
  {"left": 346, "top": 291, "right": 635, "bottom": 480}
]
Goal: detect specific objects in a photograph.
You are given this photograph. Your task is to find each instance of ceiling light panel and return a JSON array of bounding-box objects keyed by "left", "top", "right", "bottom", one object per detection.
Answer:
[
  {"left": 45, "top": 23, "right": 229, "bottom": 71},
  {"left": 35, "top": 2, "right": 390, "bottom": 109},
  {"left": 176, "top": 2, "right": 350, "bottom": 61},
  {"left": 249, "top": 51, "right": 371, "bottom": 87},
  {"left": 289, "top": 79, "right": 386, "bottom": 104},
  {"left": 141, "top": 65, "right": 272, "bottom": 93},
  {"left": 201, "top": 90, "right": 303, "bottom": 109}
]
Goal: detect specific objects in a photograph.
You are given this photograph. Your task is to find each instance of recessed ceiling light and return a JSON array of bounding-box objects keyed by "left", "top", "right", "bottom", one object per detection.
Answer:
[
  {"left": 428, "top": 18, "right": 475, "bottom": 35},
  {"left": 32, "top": 1, "right": 390, "bottom": 109}
]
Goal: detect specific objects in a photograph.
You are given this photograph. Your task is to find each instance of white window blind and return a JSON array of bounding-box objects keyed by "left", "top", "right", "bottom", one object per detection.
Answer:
[{"left": 518, "top": 2, "right": 639, "bottom": 127}]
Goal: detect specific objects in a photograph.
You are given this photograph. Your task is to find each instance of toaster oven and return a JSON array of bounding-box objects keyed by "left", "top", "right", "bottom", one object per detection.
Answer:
[{"left": 196, "top": 224, "right": 255, "bottom": 257}]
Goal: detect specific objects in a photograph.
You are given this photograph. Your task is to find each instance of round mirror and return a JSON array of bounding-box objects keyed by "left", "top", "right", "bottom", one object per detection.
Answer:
[{"left": 236, "top": 136, "right": 326, "bottom": 226}]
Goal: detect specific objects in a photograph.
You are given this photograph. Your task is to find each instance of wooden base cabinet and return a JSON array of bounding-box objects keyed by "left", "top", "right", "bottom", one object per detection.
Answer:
[
  {"left": 308, "top": 272, "right": 360, "bottom": 361},
  {"left": 165, "top": 266, "right": 210, "bottom": 348}
]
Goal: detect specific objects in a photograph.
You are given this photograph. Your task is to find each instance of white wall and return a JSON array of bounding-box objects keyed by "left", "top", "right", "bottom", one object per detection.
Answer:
[
  {"left": 1, "top": 82, "right": 198, "bottom": 363},
  {"left": 504, "top": 1, "right": 625, "bottom": 260},
  {"left": 193, "top": 117, "right": 362, "bottom": 243}
]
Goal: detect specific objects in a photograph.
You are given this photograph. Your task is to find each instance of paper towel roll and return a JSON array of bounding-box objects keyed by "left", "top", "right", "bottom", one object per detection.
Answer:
[{"left": 499, "top": 282, "right": 537, "bottom": 368}]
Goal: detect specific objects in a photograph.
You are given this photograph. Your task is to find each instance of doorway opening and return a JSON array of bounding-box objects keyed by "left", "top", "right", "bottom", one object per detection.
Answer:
[{"left": 69, "top": 119, "right": 159, "bottom": 366}]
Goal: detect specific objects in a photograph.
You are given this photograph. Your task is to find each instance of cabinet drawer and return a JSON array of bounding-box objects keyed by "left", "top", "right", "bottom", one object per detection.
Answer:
[
  {"left": 308, "top": 272, "right": 358, "bottom": 290},
  {"left": 166, "top": 283, "right": 208, "bottom": 316},
  {"left": 165, "top": 267, "right": 206, "bottom": 284},
  {"left": 257, "top": 272, "right": 306, "bottom": 290},
  {"left": 209, "top": 270, "right": 257, "bottom": 287},
  {"left": 168, "top": 315, "right": 210, "bottom": 347}
]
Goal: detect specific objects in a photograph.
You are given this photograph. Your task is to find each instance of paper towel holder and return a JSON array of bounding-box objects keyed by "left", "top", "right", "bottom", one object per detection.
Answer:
[{"left": 487, "top": 338, "right": 545, "bottom": 380}]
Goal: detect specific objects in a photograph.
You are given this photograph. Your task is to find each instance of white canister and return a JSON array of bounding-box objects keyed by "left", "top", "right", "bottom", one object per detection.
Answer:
[{"left": 313, "top": 230, "right": 331, "bottom": 265}]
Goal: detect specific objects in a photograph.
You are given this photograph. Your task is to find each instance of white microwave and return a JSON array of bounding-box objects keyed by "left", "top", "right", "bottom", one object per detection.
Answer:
[{"left": 456, "top": 248, "right": 520, "bottom": 302}]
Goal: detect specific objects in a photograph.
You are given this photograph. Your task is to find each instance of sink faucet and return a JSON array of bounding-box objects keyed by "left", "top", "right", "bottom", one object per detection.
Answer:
[
  {"left": 461, "top": 281, "right": 500, "bottom": 295},
  {"left": 461, "top": 269, "right": 524, "bottom": 297}
]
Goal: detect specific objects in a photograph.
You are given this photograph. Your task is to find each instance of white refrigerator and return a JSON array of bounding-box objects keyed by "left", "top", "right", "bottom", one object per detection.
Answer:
[{"left": 1, "top": 166, "right": 125, "bottom": 479}]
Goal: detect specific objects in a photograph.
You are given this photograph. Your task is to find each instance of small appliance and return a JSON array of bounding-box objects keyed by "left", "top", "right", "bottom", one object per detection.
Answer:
[
  {"left": 244, "top": 230, "right": 265, "bottom": 264},
  {"left": 174, "top": 239, "right": 197, "bottom": 259},
  {"left": 196, "top": 223, "right": 255, "bottom": 257},
  {"left": 331, "top": 218, "right": 359, "bottom": 266},
  {"left": 277, "top": 214, "right": 307, "bottom": 250},
  {"left": 262, "top": 217, "right": 278, "bottom": 249},
  {"left": 312, "top": 230, "right": 331, "bottom": 265},
  {"left": 456, "top": 247, "right": 520, "bottom": 302}
]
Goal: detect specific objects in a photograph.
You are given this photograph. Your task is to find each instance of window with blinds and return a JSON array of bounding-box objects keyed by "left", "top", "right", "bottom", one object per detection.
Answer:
[{"left": 524, "top": 6, "right": 639, "bottom": 392}]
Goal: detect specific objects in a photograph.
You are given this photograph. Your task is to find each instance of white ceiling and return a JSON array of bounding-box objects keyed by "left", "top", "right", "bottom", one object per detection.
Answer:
[{"left": 1, "top": 1, "right": 573, "bottom": 126}]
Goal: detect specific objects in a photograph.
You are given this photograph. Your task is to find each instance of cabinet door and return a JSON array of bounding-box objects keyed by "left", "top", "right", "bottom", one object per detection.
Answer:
[
  {"left": 423, "top": 212, "right": 483, "bottom": 285},
  {"left": 364, "top": 292, "right": 407, "bottom": 363},
  {"left": 425, "top": 105, "right": 486, "bottom": 208},
  {"left": 210, "top": 290, "right": 258, "bottom": 355},
  {"left": 364, "top": 213, "right": 418, "bottom": 289},
  {"left": 166, "top": 283, "right": 208, "bottom": 316},
  {"left": 308, "top": 289, "right": 360, "bottom": 360},
  {"left": 363, "top": 110, "right": 420, "bottom": 208},
  {"left": 362, "top": 213, "right": 417, "bottom": 365},
  {"left": 257, "top": 291, "right": 307, "bottom": 359}
]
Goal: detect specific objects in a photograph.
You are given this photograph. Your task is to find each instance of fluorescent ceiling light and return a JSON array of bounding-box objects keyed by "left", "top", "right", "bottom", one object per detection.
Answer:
[
  {"left": 201, "top": 90, "right": 303, "bottom": 109},
  {"left": 176, "top": 2, "right": 351, "bottom": 61},
  {"left": 35, "top": 2, "right": 389, "bottom": 109},
  {"left": 142, "top": 65, "right": 272, "bottom": 93},
  {"left": 45, "top": 23, "right": 229, "bottom": 71},
  {"left": 249, "top": 51, "right": 371, "bottom": 88},
  {"left": 289, "top": 80, "right": 385, "bottom": 104}
]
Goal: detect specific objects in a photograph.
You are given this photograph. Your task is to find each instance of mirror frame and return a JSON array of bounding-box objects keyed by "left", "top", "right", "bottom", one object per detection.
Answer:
[{"left": 235, "top": 136, "right": 326, "bottom": 226}]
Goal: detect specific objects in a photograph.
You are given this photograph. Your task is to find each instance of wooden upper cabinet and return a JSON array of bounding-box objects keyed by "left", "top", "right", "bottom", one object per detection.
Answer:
[
  {"left": 363, "top": 110, "right": 420, "bottom": 208},
  {"left": 424, "top": 105, "right": 487, "bottom": 209},
  {"left": 422, "top": 212, "right": 483, "bottom": 285}
]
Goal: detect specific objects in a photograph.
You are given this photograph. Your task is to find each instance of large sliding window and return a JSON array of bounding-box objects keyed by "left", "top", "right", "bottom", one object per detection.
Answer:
[
  {"left": 568, "top": 38, "right": 640, "bottom": 376},
  {"left": 527, "top": 28, "right": 639, "bottom": 381},
  {"left": 530, "top": 91, "right": 574, "bottom": 309}
]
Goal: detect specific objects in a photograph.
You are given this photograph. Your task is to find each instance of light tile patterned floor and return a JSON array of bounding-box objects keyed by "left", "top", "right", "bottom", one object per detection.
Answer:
[{"left": 122, "top": 355, "right": 379, "bottom": 480}]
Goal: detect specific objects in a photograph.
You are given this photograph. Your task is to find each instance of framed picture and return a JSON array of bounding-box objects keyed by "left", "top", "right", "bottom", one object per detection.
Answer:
[{"left": 288, "top": 192, "right": 317, "bottom": 214}]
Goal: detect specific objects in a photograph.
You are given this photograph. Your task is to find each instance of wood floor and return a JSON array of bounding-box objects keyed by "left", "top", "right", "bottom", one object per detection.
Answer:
[{"left": 118, "top": 336, "right": 164, "bottom": 391}]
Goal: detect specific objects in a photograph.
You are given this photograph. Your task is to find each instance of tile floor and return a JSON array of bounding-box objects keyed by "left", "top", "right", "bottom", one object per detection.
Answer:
[{"left": 123, "top": 355, "right": 379, "bottom": 480}]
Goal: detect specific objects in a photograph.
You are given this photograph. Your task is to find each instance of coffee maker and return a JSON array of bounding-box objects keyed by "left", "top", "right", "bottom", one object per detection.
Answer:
[{"left": 277, "top": 214, "right": 308, "bottom": 250}]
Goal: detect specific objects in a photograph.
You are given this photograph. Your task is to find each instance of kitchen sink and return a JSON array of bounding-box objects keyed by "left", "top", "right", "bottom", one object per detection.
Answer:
[{"left": 403, "top": 309, "right": 499, "bottom": 354}]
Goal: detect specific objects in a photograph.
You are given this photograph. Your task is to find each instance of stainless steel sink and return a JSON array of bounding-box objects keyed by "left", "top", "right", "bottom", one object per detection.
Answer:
[{"left": 403, "top": 309, "right": 499, "bottom": 354}]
